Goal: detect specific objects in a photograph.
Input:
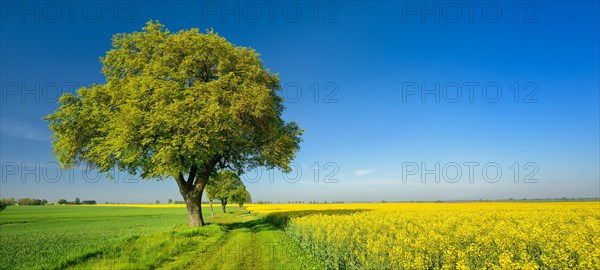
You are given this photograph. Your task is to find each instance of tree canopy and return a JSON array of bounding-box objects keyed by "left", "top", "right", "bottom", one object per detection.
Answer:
[{"left": 45, "top": 20, "right": 302, "bottom": 226}]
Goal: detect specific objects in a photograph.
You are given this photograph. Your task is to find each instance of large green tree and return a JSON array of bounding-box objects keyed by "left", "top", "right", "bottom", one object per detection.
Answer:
[{"left": 44, "top": 20, "right": 302, "bottom": 226}]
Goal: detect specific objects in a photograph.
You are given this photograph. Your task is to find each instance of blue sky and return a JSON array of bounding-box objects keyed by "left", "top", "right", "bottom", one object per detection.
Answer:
[{"left": 1, "top": 1, "right": 598, "bottom": 203}]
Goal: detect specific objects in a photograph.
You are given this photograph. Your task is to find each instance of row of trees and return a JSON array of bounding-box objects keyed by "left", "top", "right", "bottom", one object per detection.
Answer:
[
  {"left": 0, "top": 197, "right": 94, "bottom": 209},
  {"left": 205, "top": 171, "right": 251, "bottom": 217},
  {"left": 0, "top": 197, "right": 48, "bottom": 206},
  {"left": 157, "top": 171, "right": 252, "bottom": 213},
  {"left": 56, "top": 198, "right": 96, "bottom": 205},
  {"left": 287, "top": 201, "right": 349, "bottom": 204},
  {"left": 254, "top": 201, "right": 275, "bottom": 204},
  {"left": 257, "top": 200, "right": 376, "bottom": 204}
]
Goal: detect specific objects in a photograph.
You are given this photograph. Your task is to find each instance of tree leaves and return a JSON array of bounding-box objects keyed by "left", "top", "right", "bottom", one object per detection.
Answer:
[{"left": 45, "top": 20, "right": 303, "bottom": 181}]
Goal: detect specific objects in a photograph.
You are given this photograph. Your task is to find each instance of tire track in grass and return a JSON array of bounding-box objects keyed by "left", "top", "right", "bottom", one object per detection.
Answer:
[
  {"left": 62, "top": 210, "right": 323, "bottom": 269},
  {"left": 184, "top": 214, "right": 324, "bottom": 270}
]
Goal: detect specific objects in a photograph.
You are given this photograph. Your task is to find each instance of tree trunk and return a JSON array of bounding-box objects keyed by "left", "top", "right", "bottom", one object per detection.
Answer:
[
  {"left": 209, "top": 200, "right": 214, "bottom": 218},
  {"left": 174, "top": 160, "right": 218, "bottom": 227},
  {"left": 174, "top": 168, "right": 210, "bottom": 227},
  {"left": 221, "top": 201, "right": 227, "bottom": 213},
  {"left": 183, "top": 191, "right": 204, "bottom": 227}
]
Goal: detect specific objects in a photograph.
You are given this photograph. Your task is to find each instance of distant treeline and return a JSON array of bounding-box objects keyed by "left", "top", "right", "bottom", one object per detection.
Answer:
[
  {"left": 0, "top": 198, "right": 97, "bottom": 210},
  {"left": 269, "top": 198, "right": 600, "bottom": 204},
  {"left": 2, "top": 197, "right": 597, "bottom": 210},
  {"left": 1, "top": 197, "right": 48, "bottom": 206},
  {"left": 57, "top": 198, "right": 96, "bottom": 205},
  {"left": 281, "top": 201, "right": 369, "bottom": 204},
  {"left": 475, "top": 197, "right": 600, "bottom": 202}
]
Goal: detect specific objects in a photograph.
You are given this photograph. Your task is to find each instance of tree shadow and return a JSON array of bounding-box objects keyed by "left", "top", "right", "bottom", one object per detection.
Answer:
[
  {"left": 264, "top": 209, "right": 371, "bottom": 229},
  {"left": 223, "top": 218, "right": 275, "bottom": 232},
  {"left": 220, "top": 209, "right": 370, "bottom": 233}
]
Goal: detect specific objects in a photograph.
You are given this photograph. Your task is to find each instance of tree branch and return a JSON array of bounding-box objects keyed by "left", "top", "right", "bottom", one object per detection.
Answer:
[
  {"left": 217, "top": 156, "right": 234, "bottom": 171},
  {"left": 174, "top": 172, "right": 187, "bottom": 193},
  {"left": 193, "top": 156, "right": 220, "bottom": 193},
  {"left": 187, "top": 165, "right": 198, "bottom": 187}
]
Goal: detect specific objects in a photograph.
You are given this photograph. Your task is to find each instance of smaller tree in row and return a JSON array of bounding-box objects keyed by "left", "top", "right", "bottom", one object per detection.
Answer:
[
  {"left": 56, "top": 198, "right": 86, "bottom": 205},
  {"left": 230, "top": 187, "right": 252, "bottom": 208},
  {"left": 205, "top": 171, "right": 251, "bottom": 217}
]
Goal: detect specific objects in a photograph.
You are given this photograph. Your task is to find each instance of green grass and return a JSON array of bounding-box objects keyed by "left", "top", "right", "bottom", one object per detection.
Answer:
[{"left": 0, "top": 206, "right": 323, "bottom": 269}]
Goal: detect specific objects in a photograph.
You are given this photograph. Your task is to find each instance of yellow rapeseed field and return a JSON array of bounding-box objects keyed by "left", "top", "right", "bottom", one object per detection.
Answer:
[{"left": 247, "top": 202, "right": 600, "bottom": 269}]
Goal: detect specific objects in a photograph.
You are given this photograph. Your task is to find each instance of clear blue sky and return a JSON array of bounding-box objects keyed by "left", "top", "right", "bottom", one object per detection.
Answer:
[{"left": 1, "top": 1, "right": 598, "bottom": 203}]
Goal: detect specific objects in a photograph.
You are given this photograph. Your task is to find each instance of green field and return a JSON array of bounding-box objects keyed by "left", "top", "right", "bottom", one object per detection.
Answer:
[{"left": 0, "top": 206, "right": 323, "bottom": 270}]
